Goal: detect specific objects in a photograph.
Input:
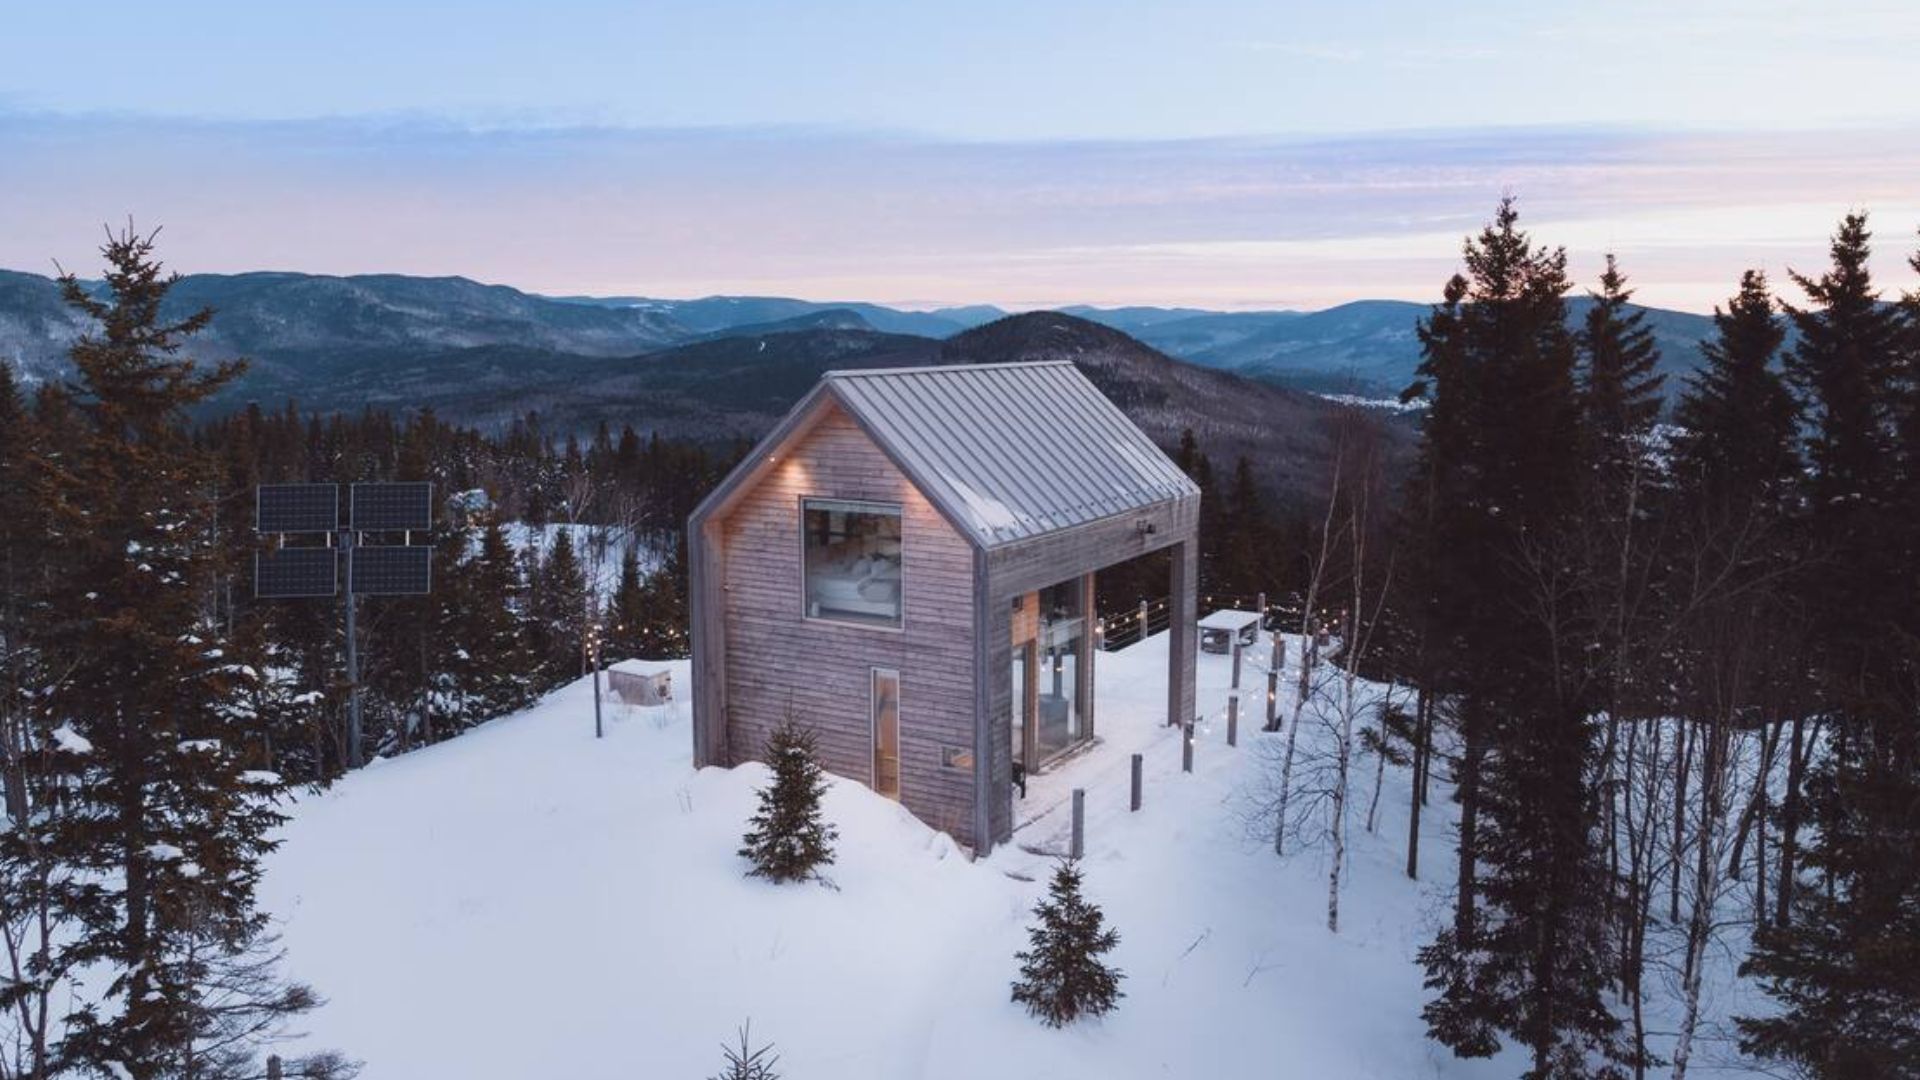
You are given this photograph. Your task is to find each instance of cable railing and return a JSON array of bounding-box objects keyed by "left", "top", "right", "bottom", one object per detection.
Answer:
[{"left": 1096, "top": 590, "right": 1345, "bottom": 654}]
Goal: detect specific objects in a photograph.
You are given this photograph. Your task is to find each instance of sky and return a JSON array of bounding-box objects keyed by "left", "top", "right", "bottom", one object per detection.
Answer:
[{"left": 3, "top": 1, "right": 1919, "bottom": 312}]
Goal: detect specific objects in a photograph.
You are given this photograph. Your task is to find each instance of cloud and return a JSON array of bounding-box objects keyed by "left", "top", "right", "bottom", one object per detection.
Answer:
[{"left": 2, "top": 112, "right": 1916, "bottom": 312}]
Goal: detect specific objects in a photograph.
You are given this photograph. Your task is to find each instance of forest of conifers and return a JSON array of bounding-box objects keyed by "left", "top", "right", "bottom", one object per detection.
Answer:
[{"left": 2, "top": 201, "right": 1917, "bottom": 1078}]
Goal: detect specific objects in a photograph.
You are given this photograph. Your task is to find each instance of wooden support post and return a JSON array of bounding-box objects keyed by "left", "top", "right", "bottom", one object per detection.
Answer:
[
  {"left": 267, "top": 1057, "right": 283, "bottom": 1080},
  {"left": 1071, "top": 788, "right": 1085, "bottom": 860},
  {"left": 1130, "top": 753, "right": 1143, "bottom": 811},
  {"left": 1138, "top": 599, "right": 1150, "bottom": 638},
  {"left": 1231, "top": 638, "right": 1243, "bottom": 689},
  {"left": 1256, "top": 591, "right": 1266, "bottom": 623},
  {"left": 1182, "top": 720, "right": 1194, "bottom": 773},
  {"left": 1228, "top": 694, "right": 1239, "bottom": 747},
  {"left": 1266, "top": 632, "right": 1283, "bottom": 730}
]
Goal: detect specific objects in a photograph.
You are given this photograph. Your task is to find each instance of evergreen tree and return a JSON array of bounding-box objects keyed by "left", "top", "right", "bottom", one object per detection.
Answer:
[
  {"left": 465, "top": 520, "right": 538, "bottom": 716},
  {"left": 605, "top": 544, "right": 648, "bottom": 662},
  {"left": 707, "top": 1023, "right": 780, "bottom": 1080},
  {"left": 1407, "top": 201, "right": 1629, "bottom": 1077},
  {"left": 1010, "top": 859, "right": 1124, "bottom": 1028},
  {"left": 632, "top": 541, "right": 690, "bottom": 660},
  {"left": 0, "top": 361, "right": 42, "bottom": 824},
  {"left": 1672, "top": 270, "right": 1798, "bottom": 510},
  {"left": 1577, "top": 255, "right": 1665, "bottom": 455},
  {"left": 529, "top": 527, "right": 588, "bottom": 685},
  {"left": 1738, "top": 215, "right": 1920, "bottom": 1079},
  {"left": 22, "top": 226, "right": 327, "bottom": 1076},
  {"left": 738, "top": 718, "right": 837, "bottom": 885},
  {"left": 1216, "top": 455, "right": 1270, "bottom": 600}
]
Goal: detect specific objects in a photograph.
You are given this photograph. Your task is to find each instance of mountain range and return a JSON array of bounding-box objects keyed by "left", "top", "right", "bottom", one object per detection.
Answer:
[
  {"left": 0, "top": 267, "right": 1727, "bottom": 505},
  {"left": 0, "top": 268, "right": 1721, "bottom": 401}
]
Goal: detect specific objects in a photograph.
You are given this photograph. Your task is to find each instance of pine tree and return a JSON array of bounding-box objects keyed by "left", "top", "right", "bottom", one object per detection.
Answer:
[
  {"left": 605, "top": 544, "right": 648, "bottom": 662},
  {"left": 0, "top": 360, "right": 42, "bottom": 824},
  {"left": 1672, "top": 270, "right": 1798, "bottom": 510},
  {"left": 707, "top": 1023, "right": 780, "bottom": 1080},
  {"left": 466, "top": 520, "right": 538, "bottom": 716},
  {"left": 530, "top": 527, "right": 588, "bottom": 685},
  {"left": 1738, "top": 214, "right": 1920, "bottom": 1079},
  {"left": 23, "top": 225, "right": 329, "bottom": 1076},
  {"left": 1407, "top": 200, "right": 1629, "bottom": 1077},
  {"left": 1577, "top": 255, "right": 1665, "bottom": 456},
  {"left": 738, "top": 718, "right": 838, "bottom": 885},
  {"left": 1010, "top": 859, "right": 1124, "bottom": 1028}
]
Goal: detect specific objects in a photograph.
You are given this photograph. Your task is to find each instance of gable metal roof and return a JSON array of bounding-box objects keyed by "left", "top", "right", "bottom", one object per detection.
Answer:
[{"left": 820, "top": 361, "right": 1198, "bottom": 548}]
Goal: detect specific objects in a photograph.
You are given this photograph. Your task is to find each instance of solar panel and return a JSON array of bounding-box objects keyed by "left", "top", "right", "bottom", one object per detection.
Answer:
[
  {"left": 351, "top": 482, "right": 433, "bottom": 532},
  {"left": 255, "top": 548, "right": 339, "bottom": 598},
  {"left": 351, "top": 545, "right": 432, "bottom": 596},
  {"left": 257, "top": 484, "right": 339, "bottom": 534}
]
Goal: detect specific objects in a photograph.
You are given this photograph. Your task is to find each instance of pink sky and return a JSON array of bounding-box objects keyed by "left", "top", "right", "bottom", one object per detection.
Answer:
[{"left": 5, "top": 117, "right": 1919, "bottom": 313}]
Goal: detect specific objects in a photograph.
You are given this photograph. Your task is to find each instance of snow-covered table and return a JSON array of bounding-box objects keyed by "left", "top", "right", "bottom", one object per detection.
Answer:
[{"left": 1198, "top": 609, "right": 1260, "bottom": 654}]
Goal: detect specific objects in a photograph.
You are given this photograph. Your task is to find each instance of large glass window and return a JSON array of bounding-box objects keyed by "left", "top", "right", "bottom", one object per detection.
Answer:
[
  {"left": 802, "top": 498, "right": 903, "bottom": 628},
  {"left": 1035, "top": 579, "right": 1086, "bottom": 761}
]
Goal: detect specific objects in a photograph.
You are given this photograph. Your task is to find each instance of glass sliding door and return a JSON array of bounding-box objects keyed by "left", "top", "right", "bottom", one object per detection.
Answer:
[
  {"left": 1035, "top": 579, "right": 1086, "bottom": 762},
  {"left": 871, "top": 668, "right": 901, "bottom": 799}
]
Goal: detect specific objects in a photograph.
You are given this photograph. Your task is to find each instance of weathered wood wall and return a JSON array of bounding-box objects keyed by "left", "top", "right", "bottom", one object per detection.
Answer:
[{"left": 711, "top": 404, "right": 981, "bottom": 845}]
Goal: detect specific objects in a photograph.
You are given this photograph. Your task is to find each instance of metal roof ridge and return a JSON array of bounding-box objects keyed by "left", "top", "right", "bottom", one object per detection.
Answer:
[{"left": 823, "top": 359, "right": 1075, "bottom": 379}]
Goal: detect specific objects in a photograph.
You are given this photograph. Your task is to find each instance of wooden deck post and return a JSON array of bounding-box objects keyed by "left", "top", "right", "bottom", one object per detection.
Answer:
[
  {"left": 1071, "top": 788, "right": 1085, "bottom": 859},
  {"left": 1130, "top": 753, "right": 1143, "bottom": 811},
  {"left": 1228, "top": 693, "right": 1239, "bottom": 747},
  {"left": 1079, "top": 572, "right": 1097, "bottom": 743},
  {"left": 1266, "top": 631, "right": 1282, "bottom": 731},
  {"left": 1182, "top": 720, "right": 1194, "bottom": 773},
  {"left": 1167, "top": 538, "right": 1198, "bottom": 729}
]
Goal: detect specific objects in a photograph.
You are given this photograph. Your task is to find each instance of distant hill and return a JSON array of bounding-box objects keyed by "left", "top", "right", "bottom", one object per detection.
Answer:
[
  {"left": 687, "top": 307, "right": 876, "bottom": 341},
  {"left": 939, "top": 312, "right": 1411, "bottom": 506},
  {"left": 0, "top": 269, "right": 688, "bottom": 384},
  {"left": 547, "top": 293, "right": 987, "bottom": 339},
  {"left": 251, "top": 311, "right": 1385, "bottom": 509},
  {"left": 1085, "top": 298, "right": 1719, "bottom": 398}
]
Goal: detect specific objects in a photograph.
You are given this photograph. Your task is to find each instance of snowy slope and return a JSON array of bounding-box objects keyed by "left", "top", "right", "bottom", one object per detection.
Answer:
[{"left": 258, "top": 631, "right": 1756, "bottom": 1078}]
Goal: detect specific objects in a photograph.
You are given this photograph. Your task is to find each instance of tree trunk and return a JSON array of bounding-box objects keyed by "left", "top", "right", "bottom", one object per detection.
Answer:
[
  {"left": 1670, "top": 719, "right": 1692, "bottom": 923},
  {"left": 1453, "top": 698, "right": 1482, "bottom": 941},
  {"left": 1774, "top": 713, "right": 1807, "bottom": 928},
  {"left": 1726, "top": 717, "right": 1784, "bottom": 880},
  {"left": 1365, "top": 683, "right": 1396, "bottom": 834},
  {"left": 1405, "top": 687, "right": 1430, "bottom": 880}
]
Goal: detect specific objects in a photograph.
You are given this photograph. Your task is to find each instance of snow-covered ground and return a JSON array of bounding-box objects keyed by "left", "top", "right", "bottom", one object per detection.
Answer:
[{"left": 259, "top": 629, "right": 1757, "bottom": 1078}]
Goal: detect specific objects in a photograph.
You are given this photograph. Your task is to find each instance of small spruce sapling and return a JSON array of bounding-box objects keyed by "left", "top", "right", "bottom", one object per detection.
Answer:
[
  {"left": 1011, "top": 859, "right": 1125, "bottom": 1027},
  {"left": 708, "top": 1021, "right": 779, "bottom": 1080},
  {"left": 738, "top": 717, "right": 838, "bottom": 884}
]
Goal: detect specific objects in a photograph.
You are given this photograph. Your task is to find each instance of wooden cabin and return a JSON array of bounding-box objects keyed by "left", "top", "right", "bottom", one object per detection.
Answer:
[{"left": 688, "top": 361, "right": 1200, "bottom": 854}]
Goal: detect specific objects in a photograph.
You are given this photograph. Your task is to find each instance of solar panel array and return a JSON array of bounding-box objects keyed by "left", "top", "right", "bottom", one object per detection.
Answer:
[
  {"left": 255, "top": 548, "right": 339, "bottom": 598},
  {"left": 351, "top": 482, "right": 433, "bottom": 532},
  {"left": 351, "top": 545, "right": 432, "bottom": 595},
  {"left": 257, "top": 484, "right": 339, "bottom": 534}
]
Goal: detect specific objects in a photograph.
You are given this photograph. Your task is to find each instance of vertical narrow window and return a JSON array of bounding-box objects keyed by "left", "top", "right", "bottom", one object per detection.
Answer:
[
  {"left": 802, "top": 498, "right": 903, "bottom": 628},
  {"left": 872, "top": 667, "right": 901, "bottom": 799}
]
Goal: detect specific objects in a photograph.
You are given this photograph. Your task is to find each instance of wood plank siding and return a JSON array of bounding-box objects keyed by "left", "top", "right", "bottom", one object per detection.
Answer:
[{"left": 708, "top": 404, "right": 982, "bottom": 845}]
